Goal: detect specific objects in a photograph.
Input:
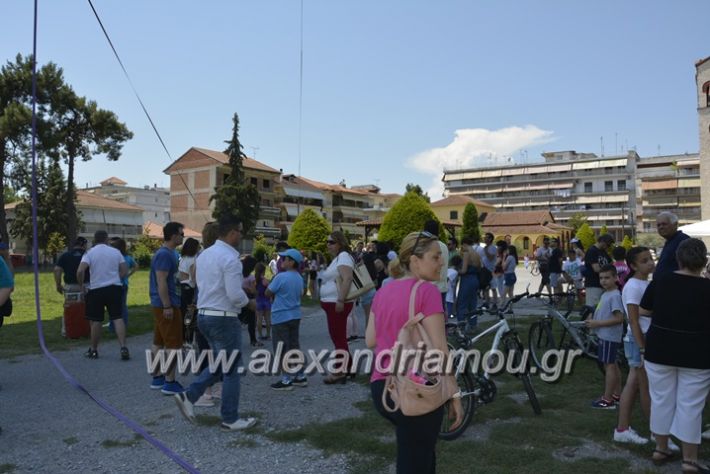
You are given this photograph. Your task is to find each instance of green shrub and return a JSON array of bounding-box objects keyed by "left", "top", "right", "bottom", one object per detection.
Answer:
[
  {"left": 252, "top": 234, "right": 275, "bottom": 263},
  {"left": 378, "top": 192, "right": 440, "bottom": 250},
  {"left": 288, "top": 208, "right": 332, "bottom": 254}
]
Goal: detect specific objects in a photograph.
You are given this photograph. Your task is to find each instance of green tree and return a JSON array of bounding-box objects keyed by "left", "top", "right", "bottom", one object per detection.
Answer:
[
  {"left": 10, "top": 157, "right": 79, "bottom": 251},
  {"left": 405, "top": 183, "right": 430, "bottom": 203},
  {"left": 576, "top": 223, "right": 595, "bottom": 251},
  {"left": 567, "top": 213, "right": 589, "bottom": 234},
  {"left": 0, "top": 54, "right": 69, "bottom": 242},
  {"left": 56, "top": 95, "right": 133, "bottom": 245},
  {"left": 599, "top": 224, "right": 608, "bottom": 237},
  {"left": 461, "top": 202, "right": 480, "bottom": 242},
  {"left": 46, "top": 231, "right": 66, "bottom": 262},
  {"left": 252, "top": 234, "right": 275, "bottom": 263},
  {"left": 210, "top": 113, "right": 260, "bottom": 235},
  {"left": 636, "top": 232, "right": 665, "bottom": 250},
  {"left": 288, "top": 208, "right": 331, "bottom": 254},
  {"left": 621, "top": 235, "right": 633, "bottom": 251},
  {"left": 378, "top": 192, "right": 439, "bottom": 249},
  {"left": 132, "top": 232, "right": 162, "bottom": 267}
]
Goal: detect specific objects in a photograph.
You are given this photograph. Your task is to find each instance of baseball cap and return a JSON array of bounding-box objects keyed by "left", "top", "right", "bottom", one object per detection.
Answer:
[{"left": 279, "top": 248, "right": 303, "bottom": 264}]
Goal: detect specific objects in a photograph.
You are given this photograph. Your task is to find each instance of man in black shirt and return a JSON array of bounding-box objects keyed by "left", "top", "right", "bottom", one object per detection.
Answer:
[
  {"left": 54, "top": 237, "right": 88, "bottom": 294},
  {"left": 584, "top": 234, "right": 613, "bottom": 306},
  {"left": 653, "top": 211, "right": 690, "bottom": 278}
]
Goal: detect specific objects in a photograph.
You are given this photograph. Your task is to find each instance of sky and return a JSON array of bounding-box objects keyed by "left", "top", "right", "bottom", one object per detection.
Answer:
[{"left": 2, "top": 1, "right": 709, "bottom": 199}]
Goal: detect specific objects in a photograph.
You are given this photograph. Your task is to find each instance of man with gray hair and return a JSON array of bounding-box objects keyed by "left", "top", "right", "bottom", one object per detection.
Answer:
[{"left": 654, "top": 211, "right": 690, "bottom": 278}]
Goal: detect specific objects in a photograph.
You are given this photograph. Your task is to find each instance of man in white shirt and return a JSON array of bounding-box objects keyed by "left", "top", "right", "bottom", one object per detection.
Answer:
[
  {"left": 175, "top": 216, "right": 257, "bottom": 431},
  {"left": 77, "top": 230, "right": 128, "bottom": 360},
  {"left": 481, "top": 233, "right": 498, "bottom": 309}
]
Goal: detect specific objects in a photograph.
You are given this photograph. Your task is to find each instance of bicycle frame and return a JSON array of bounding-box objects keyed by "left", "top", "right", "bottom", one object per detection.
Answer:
[
  {"left": 451, "top": 317, "right": 512, "bottom": 380},
  {"left": 540, "top": 305, "right": 595, "bottom": 358}
]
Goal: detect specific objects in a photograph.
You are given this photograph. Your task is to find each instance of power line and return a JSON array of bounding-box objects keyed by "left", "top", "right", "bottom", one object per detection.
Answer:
[{"left": 86, "top": 0, "right": 210, "bottom": 224}]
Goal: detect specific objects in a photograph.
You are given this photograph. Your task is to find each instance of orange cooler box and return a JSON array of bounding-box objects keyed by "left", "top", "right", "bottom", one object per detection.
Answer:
[{"left": 64, "top": 294, "right": 90, "bottom": 339}]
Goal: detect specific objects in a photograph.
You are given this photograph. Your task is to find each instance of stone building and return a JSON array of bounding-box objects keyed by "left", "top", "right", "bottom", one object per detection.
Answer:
[{"left": 697, "top": 56, "right": 710, "bottom": 221}]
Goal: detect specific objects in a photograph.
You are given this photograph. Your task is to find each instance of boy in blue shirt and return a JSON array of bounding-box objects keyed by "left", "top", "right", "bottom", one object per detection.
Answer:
[
  {"left": 266, "top": 249, "right": 307, "bottom": 391},
  {"left": 585, "top": 264, "right": 624, "bottom": 409}
]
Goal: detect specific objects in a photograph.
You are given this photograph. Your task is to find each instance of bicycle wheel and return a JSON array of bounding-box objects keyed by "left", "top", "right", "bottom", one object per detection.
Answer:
[
  {"left": 439, "top": 370, "right": 475, "bottom": 440},
  {"left": 528, "top": 320, "right": 556, "bottom": 375},
  {"left": 505, "top": 335, "right": 542, "bottom": 415}
]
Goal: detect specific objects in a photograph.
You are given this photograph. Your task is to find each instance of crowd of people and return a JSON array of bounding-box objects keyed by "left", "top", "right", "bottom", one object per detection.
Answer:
[{"left": 11, "top": 208, "right": 709, "bottom": 473}]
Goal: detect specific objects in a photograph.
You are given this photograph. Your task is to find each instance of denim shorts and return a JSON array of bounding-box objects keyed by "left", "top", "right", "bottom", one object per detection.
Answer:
[
  {"left": 504, "top": 273, "right": 517, "bottom": 287},
  {"left": 624, "top": 335, "right": 643, "bottom": 368},
  {"left": 360, "top": 288, "right": 376, "bottom": 307},
  {"left": 550, "top": 273, "right": 561, "bottom": 288},
  {"left": 597, "top": 339, "right": 620, "bottom": 365}
]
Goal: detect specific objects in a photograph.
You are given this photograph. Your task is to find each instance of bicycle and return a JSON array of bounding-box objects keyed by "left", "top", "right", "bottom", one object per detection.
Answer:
[
  {"left": 527, "top": 292, "right": 626, "bottom": 379},
  {"left": 440, "top": 291, "right": 541, "bottom": 440}
]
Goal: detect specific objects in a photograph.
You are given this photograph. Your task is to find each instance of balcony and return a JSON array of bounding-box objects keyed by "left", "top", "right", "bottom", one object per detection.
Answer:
[
  {"left": 253, "top": 225, "right": 281, "bottom": 239},
  {"left": 259, "top": 206, "right": 281, "bottom": 220}
]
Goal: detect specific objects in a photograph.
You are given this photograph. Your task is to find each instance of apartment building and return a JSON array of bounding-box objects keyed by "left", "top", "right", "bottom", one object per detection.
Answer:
[
  {"left": 84, "top": 177, "right": 171, "bottom": 225},
  {"left": 163, "top": 147, "right": 282, "bottom": 243},
  {"left": 443, "top": 150, "right": 639, "bottom": 241},
  {"left": 636, "top": 154, "right": 701, "bottom": 233}
]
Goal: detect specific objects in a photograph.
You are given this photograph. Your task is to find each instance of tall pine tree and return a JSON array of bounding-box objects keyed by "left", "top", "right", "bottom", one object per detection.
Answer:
[
  {"left": 461, "top": 202, "right": 481, "bottom": 242},
  {"left": 210, "top": 113, "right": 260, "bottom": 235}
]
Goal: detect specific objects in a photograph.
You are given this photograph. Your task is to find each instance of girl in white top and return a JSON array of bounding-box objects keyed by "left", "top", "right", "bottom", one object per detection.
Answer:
[{"left": 614, "top": 246, "right": 657, "bottom": 445}]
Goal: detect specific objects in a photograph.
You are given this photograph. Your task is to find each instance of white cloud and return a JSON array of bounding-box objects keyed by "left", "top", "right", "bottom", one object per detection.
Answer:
[{"left": 407, "top": 125, "right": 555, "bottom": 198}]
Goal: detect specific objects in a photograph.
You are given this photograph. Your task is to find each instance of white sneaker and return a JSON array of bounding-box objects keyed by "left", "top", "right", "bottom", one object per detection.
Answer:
[
  {"left": 194, "top": 394, "right": 215, "bottom": 407},
  {"left": 174, "top": 392, "right": 195, "bottom": 423},
  {"left": 613, "top": 427, "right": 648, "bottom": 445},
  {"left": 220, "top": 417, "right": 257, "bottom": 431},
  {"left": 650, "top": 434, "right": 681, "bottom": 452}
]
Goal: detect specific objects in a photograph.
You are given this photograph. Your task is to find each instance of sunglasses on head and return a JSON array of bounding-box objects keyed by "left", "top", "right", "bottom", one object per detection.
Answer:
[{"left": 413, "top": 231, "right": 434, "bottom": 254}]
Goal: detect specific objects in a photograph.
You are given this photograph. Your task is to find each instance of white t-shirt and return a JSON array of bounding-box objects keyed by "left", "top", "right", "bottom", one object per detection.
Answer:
[
  {"left": 621, "top": 277, "right": 651, "bottom": 335},
  {"left": 319, "top": 251, "right": 354, "bottom": 303},
  {"left": 80, "top": 244, "right": 124, "bottom": 290},
  {"left": 446, "top": 268, "right": 458, "bottom": 303},
  {"left": 268, "top": 258, "right": 278, "bottom": 276},
  {"left": 178, "top": 255, "right": 196, "bottom": 287},
  {"left": 482, "top": 243, "right": 497, "bottom": 271},
  {"left": 562, "top": 258, "right": 583, "bottom": 280}
]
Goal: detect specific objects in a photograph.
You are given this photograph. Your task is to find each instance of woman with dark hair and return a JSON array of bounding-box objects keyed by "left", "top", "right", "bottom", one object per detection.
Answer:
[
  {"left": 319, "top": 230, "right": 354, "bottom": 384},
  {"left": 178, "top": 238, "right": 200, "bottom": 344},
  {"left": 109, "top": 237, "right": 137, "bottom": 332},
  {"left": 641, "top": 238, "right": 710, "bottom": 471}
]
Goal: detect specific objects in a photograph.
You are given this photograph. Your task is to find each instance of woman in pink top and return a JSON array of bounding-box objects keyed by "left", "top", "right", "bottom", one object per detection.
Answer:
[{"left": 366, "top": 231, "right": 463, "bottom": 474}]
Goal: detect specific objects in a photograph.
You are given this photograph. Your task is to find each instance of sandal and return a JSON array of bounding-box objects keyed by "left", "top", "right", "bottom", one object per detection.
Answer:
[
  {"left": 682, "top": 460, "right": 710, "bottom": 473},
  {"left": 652, "top": 449, "right": 676, "bottom": 466}
]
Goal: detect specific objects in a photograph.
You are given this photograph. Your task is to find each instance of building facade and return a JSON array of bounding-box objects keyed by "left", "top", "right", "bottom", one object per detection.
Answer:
[
  {"left": 84, "top": 177, "right": 171, "bottom": 225},
  {"left": 636, "top": 154, "right": 701, "bottom": 233},
  {"left": 163, "top": 147, "right": 282, "bottom": 242},
  {"left": 443, "top": 150, "right": 639, "bottom": 241},
  {"left": 430, "top": 195, "right": 496, "bottom": 225}
]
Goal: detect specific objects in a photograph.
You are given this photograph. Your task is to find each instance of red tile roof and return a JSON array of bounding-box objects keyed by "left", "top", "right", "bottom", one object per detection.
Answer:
[
  {"left": 164, "top": 147, "right": 281, "bottom": 174},
  {"left": 431, "top": 195, "right": 493, "bottom": 208},
  {"left": 76, "top": 191, "right": 144, "bottom": 211},
  {"left": 100, "top": 177, "right": 127, "bottom": 186},
  {"left": 144, "top": 221, "right": 201, "bottom": 239}
]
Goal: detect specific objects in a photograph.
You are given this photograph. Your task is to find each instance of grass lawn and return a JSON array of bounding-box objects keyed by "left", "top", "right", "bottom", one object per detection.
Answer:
[
  {"left": 265, "top": 316, "right": 710, "bottom": 474},
  {"left": 0, "top": 269, "right": 153, "bottom": 359}
]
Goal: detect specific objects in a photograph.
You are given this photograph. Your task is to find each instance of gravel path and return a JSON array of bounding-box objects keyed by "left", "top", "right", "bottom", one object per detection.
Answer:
[{"left": 0, "top": 303, "right": 370, "bottom": 474}]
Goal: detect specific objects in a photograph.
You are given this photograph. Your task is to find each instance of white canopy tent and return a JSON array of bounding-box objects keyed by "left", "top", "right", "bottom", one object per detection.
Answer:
[{"left": 678, "top": 219, "right": 710, "bottom": 237}]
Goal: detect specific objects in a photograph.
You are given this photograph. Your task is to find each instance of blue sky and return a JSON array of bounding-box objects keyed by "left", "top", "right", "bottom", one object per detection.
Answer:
[{"left": 2, "top": 1, "right": 709, "bottom": 198}]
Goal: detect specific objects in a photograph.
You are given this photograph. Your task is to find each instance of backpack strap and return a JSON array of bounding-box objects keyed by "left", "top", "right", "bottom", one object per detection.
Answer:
[{"left": 408, "top": 280, "right": 425, "bottom": 322}]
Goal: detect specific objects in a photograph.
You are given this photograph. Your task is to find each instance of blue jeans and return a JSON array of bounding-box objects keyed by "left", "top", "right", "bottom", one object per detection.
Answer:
[{"left": 186, "top": 314, "right": 243, "bottom": 424}]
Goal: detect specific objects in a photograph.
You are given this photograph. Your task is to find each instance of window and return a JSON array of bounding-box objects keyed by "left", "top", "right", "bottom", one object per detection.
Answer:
[
  {"left": 250, "top": 177, "right": 258, "bottom": 186},
  {"left": 263, "top": 179, "right": 270, "bottom": 189},
  {"left": 584, "top": 182, "right": 593, "bottom": 193},
  {"left": 617, "top": 180, "right": 626, "bottom": 191},
  {"left": 450, "top": 210, "right": 458, "bottom": 220},
  {"left": 604, "top": 181, "right": 613, "bottom": 192}
]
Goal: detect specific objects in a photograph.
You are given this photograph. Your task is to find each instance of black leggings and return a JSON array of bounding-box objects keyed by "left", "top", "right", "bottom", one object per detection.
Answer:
[{"left": 370, "top": 380, "right": 444, "bottom": 474}]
